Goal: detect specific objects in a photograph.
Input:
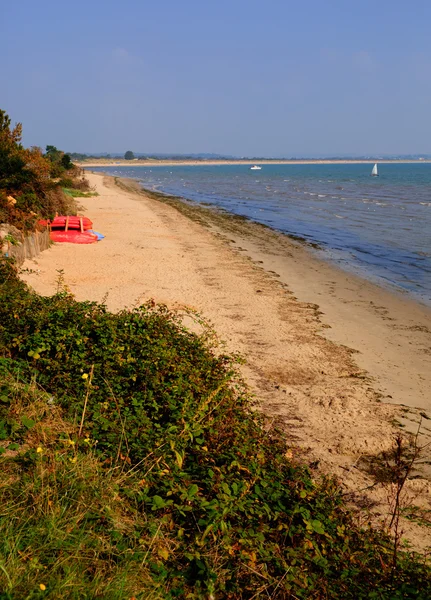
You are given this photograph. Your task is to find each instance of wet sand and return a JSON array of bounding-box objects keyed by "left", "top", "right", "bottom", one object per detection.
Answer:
[{"left": 21, "top": 172, "right": 431, "bottom": 549}]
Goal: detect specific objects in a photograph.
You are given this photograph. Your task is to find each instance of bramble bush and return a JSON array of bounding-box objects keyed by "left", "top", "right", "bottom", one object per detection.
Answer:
[{"left": 0, "top": 258, "right": 431, "bottom": 598}]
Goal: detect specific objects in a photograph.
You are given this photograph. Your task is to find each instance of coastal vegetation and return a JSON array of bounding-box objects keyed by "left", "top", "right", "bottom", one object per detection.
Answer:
[
  {"left": 1, "top": 260, "right": 431, "bottom": 598},
  {"left": 1, "top": 111, "right": 431, "bottom": 598},
  {"left": 0, "top": 110, "right": 90, "bottom": 233}
]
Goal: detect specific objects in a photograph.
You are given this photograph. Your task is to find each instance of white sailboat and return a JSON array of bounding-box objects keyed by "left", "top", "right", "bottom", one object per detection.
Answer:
[
  {"left": 250, "top": 165, "right": 262, "bottom": 170},
  {"left": 371, "top": 163, "right": 378, "bottom": 177}
]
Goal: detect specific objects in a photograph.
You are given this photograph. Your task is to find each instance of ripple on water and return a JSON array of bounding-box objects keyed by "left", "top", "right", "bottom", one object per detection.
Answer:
[{"left": 95, "top": 163, "right": 431, "bottom": 304}]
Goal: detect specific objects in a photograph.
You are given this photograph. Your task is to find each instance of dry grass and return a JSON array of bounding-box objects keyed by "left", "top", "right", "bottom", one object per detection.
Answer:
[{"left": 0, "top": 376, "right": 162, "bottom": 599}]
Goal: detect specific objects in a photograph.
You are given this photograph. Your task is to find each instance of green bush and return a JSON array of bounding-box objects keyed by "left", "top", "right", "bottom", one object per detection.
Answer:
[
  {"left": 61, "top": 153, "right": 73, "bottom": 170},
  {"left": 0, "top": 111, "right": 82, "bottom": 232},
  {"left": 58, "top": 177, "right": 75, "bottom": 188},
  {"left": 0, "top": 258, "right": 430, "bottom": 599},
  {"left": 15, "top": 192, "right": 43, "bottom": 212}
]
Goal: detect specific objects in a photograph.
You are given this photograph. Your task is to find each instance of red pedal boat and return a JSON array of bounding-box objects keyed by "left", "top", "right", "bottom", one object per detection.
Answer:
[
  {"left": 50, "top": 230, "right": 98, "bottom": 244},
  {"left": 50, "top": 216, "right": 93, "bottom": 231},
  {"left": 38, "top": 216, "right": 97, "bottom": 244}
]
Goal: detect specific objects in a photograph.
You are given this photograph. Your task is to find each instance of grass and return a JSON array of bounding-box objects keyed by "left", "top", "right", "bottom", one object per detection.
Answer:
[
  {"left": 62, "top": 188, "right": 99, "bottom": 198},
  {"left": 0, "top": 377, "right": 159, "bottom": 599},
  {"left": 1, "top": 257, "right": 431, "bottom": 599}
]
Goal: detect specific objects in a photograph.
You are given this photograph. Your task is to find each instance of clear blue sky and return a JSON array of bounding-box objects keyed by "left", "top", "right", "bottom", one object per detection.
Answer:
[{"left": 1, "top": 0, "right": 430, "bottom": 156}]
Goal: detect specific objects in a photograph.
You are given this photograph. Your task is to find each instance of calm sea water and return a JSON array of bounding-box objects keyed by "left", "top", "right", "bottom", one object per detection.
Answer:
[{"left": 92, "top": 164, "right": 431, "bottom": 305}]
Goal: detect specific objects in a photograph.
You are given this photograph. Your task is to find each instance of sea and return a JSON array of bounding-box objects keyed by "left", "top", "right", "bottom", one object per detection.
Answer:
[{"left": 91, "top": 163, "right": 431, "bottom": 306}]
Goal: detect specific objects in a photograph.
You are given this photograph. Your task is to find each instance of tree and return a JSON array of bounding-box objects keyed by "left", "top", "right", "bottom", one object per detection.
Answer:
[
  {"left": 0, "top": 109, "right": 87, "bottom": 231},
  {"left": 0, "top": 110, "right": 23, "bottom": 144},
  {"left": 124, "top": 151, "right": 135, "bottom": 160},
  {"left": 61, "top": 154, "right": 73, "bottom": 170},
  {"left": 45, "top": 145, "right": 62, "bottom": 162},
  {"left": 45, "top": 145, "right": 69, "bottom": 177},
  {"left": 0, "top": 109, "right": 33, "bottom": 192}
]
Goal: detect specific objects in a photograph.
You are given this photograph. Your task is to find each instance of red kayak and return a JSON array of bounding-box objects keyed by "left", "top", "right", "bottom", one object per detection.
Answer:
[
  {"left": 51, "top": 216, "right": 93, "bottom": 231},
  {"left": 50, "top": 230, "right": 98, "bottom": 244},
  {"left": 38, "top": 215, "right": 97, "bottom": 243}
]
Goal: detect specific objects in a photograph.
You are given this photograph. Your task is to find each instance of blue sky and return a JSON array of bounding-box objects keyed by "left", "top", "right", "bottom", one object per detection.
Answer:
[{"left": 1, "top": 0, "right": 430, "bottom": 156}]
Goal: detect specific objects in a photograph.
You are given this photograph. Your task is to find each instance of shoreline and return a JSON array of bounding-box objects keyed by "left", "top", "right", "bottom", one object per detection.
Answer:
[
  {"left": 137, "top": 180, "right": 431, "bottom": 310},
  {"left": 79, "top": 158, "right": 431, "bottom": 168},
  {"left": 87, "top": 163, "right": 431, "bottom": 310},
  {"left": 115, "top": 176, "right": 431, "bottom": 413},
  {"left": 21, "top": 172, "right": 431, "bottom": 549}
]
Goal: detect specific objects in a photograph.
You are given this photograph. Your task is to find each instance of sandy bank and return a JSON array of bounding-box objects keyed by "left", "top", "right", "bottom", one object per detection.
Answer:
[
  {"left": 21, "top": 172, "right": 431, "bottom": 548},
  {"left": 77, "top": 159, "right": 431, "bottom": 168}
]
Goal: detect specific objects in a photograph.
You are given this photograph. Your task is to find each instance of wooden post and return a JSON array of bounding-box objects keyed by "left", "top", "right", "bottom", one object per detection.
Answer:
[
  {"left": 65, "top": 216, "right": 69, "bottom": 232},
  {"left": 80, "top": 217, "right": 84, "bottom": 233}
]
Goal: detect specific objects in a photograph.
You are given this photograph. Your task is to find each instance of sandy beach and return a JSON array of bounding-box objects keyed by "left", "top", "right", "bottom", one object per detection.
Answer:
[
  {"left": 78, "top": 158, "right": 431, "bottom": 168},
  {"left": 21, "top": 172, "right": 431, "bottom": 548}
]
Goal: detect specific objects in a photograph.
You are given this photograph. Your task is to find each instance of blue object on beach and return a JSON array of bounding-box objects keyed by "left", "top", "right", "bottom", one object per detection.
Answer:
[{"left": 89, "top": 230, "right": 105, "bottom": 241}]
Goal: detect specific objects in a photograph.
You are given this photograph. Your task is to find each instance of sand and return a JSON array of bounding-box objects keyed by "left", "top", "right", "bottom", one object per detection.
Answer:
[
  {"left": 78, "top": 159, "right": 431, "bottom": 168},
  {"left": 21, "top": 172, "right": 431, "bottom": 549}
]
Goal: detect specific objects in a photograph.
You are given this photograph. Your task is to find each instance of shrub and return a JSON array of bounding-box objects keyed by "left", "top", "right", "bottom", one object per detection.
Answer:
[
  {"left": 0, "top": 111, "right": 82, "bottom": 232},
  {"left": 42, "top": 186, "right": 77, "bottom": 217},
  {"left": 61, "top": 153, "right": 73, "bottom": 170},
  {"left": 15, "top": 192, "right": 43, "bottom": 212},
  {"left": 1, "top": 258, "right": 430, "bottom": 598},
  {"left": 57, "top": 177, "right": 75, "bottom": 188},
  {"left": 0, "top": 371, "right": 157, "bottom": 599}
]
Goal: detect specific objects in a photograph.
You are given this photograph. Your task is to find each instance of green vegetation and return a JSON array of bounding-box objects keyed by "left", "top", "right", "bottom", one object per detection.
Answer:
[
  {"left": 124, "top": 150, "right": 135, "bottom": 160},
  {"left": 0, "top": 259, "right": 430, "bottom": 599},
  {"left": 62, "top": 188, "right": 99, "bottom": 198},
  {"left": 1, "top": 111, "right": 430, "bottom": 597},
  {"left": 45, "top": 145, "right": 73, "bottom": 175},
  {"left": 68, "top": 152, "right": 91, "bottom": 161},
  {"left": 0, "top": 110, "right": 92, "bottom": 232}
]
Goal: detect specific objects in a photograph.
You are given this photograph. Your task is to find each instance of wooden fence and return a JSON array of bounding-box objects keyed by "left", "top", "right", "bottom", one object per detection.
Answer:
[{"left": 3, "top": 229, "right": 51, "bottom": 265}]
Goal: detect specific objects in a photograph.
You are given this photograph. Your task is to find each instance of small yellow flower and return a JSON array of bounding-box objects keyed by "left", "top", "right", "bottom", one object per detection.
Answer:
[
  {"left": 36, "top": 446, "right": 43, "bottom": 454},
  {"left": 67, "top": 439, "right": 75, "bottom": 446},
  {"left": 84, "top": 437, "right": 91, "bottom": 444},
  {"left": 39, "top": 583, "right": 46, "bottom": 591},
  {"left": 69, "top": 456, "right": 77, "bottom": 463},
  {"left": 82, "top": 373, "right": 89, "bottom": 380}
]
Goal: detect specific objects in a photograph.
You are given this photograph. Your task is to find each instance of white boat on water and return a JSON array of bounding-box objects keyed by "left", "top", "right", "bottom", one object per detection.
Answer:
[
  {"left": 371, "top": 163, "right": 378, "bottom": 177},
  {"left": 250, "top": 165, "right": 262, "bottom": 170}
]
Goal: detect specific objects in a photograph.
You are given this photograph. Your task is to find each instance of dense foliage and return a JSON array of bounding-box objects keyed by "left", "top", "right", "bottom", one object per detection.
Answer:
[
  {"left": 0, "top": 110, "right": 88, "bottom": 232},
  {"left": 0, "top": 258, "right": 430, "bottom": 599}
]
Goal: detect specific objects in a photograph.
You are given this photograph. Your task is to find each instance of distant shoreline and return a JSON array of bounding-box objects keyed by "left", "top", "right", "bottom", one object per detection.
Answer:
[{"left": 78, "top": 158, "right": 431, "bottom": 168}]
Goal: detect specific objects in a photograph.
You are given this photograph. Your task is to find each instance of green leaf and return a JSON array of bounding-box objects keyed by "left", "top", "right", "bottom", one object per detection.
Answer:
[
  {"left": 174, "top": 450, "right": 184, "bottom": 469},
  {"left": 21, "top": 416, "right": 35, "bottom": 429},
  {"left": 311, "top": 520, "right": 325, "bottom": 535},
  {"left": 187, "top": 484, "right": 199, "bottom": 499},
  {"left": 151, "top": 495, "right": 166, "bottom": 510},
  {"left": 221, "top": 483, "right": 231, "bottom": 495}
]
